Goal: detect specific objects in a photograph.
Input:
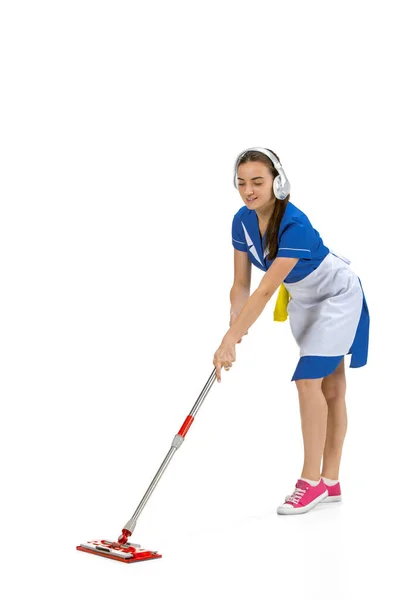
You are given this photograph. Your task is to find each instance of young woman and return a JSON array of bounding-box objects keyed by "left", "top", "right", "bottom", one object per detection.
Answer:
[{"left": 212, "top": 147, "right": 370, "bottom": 515}]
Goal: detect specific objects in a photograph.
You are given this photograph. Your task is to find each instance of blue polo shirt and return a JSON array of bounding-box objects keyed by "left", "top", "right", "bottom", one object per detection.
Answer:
[{"left": 231, "top": 201, "right": 330, "bottom": 283}]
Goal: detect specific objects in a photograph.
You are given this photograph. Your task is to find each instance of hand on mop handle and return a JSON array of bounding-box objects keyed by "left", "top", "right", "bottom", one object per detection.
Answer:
[{"left": 213, "top": 335, "right": 237, "bottom": 382}]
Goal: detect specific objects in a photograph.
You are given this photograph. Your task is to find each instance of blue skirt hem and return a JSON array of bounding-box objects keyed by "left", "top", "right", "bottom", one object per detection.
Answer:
[{"left": 291, "top": 355, "right": 344, "bottom": 381}]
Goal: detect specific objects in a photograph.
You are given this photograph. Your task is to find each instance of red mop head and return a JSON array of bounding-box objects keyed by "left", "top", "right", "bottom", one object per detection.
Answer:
[{"left": 76, "top": 538, "right": 162, "bottom": 563}]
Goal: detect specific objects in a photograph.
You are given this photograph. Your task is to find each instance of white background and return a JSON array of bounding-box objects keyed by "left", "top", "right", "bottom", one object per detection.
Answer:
[{"left": 1, "top": 1, "right": 399, "bottom": 598}]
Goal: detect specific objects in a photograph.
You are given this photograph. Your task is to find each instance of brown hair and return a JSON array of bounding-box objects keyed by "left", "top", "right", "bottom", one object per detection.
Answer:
[{"left": 237, "top": 149, "right": 290, "bottom": 260}]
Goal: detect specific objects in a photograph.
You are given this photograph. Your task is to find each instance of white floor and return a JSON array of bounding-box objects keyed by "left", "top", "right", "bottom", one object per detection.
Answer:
[{"left": 64, "top": 486, "right": 398, "bottom": 600}]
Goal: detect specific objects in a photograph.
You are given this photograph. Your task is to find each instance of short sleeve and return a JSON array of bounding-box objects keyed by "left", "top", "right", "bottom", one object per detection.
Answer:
[
  {"left": 231, "top": 213, "right": 247, "bottom": 252},
  {"left": 277, "top": 218, "right": 314, "bottom": 260}
]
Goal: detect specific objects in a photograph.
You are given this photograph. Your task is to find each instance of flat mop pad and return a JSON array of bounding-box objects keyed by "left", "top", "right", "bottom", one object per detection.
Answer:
[{"left": 76, "top": 539, "right": 162, "bottom": 563}]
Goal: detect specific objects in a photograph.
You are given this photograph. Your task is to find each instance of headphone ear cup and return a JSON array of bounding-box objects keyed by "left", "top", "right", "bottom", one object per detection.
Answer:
[
  {"left": 273, "top": 175, "right": 290, "bottom": 200},
  {"left": 273, "top": 175, "right": 282, "bottom": 199}
]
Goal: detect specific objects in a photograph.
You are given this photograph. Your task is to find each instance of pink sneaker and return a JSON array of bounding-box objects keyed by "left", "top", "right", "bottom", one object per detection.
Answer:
[
  {"left": 320, "top": 481, "right": 342, "bottom": 503},
  {"left": 277, "top": 478, "right": 328, "bottom": 514}
]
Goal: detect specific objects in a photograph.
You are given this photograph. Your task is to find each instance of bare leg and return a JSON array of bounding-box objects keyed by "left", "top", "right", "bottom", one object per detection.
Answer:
[
  {"left": 295, "top": 377, "right": 327, "bottom": 481},
  {"left": 321, "top": 358, "right": 347, "bottom": 480}
]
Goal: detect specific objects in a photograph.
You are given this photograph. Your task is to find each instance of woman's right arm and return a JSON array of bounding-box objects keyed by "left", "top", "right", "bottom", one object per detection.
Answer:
[{"left": 229, "top": 249, "right": 252, "bottom": 341}]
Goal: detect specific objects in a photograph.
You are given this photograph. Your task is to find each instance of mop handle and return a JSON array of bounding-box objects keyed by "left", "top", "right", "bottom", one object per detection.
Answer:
[{"left": 118, "top": 367, "right": 218, "bottom": 542}]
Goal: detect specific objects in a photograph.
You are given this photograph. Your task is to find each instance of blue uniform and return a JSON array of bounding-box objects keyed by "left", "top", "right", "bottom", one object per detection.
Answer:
[{"left": 231, "top": 201, "right": 370, "bottom": 380}]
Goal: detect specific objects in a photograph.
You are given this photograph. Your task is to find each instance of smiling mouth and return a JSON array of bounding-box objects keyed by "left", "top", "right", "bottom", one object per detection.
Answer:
[{"left": 247, "top": 197, "right": 257, "bottom": 202}]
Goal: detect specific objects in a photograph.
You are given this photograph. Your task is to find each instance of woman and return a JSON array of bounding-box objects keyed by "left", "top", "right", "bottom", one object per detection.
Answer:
[{"left": 212, "top": 147, "right": 370, "bottom": 515}]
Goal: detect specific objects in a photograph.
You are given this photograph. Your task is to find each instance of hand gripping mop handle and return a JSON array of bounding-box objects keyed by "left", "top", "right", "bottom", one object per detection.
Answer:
[{"left": 118, "top": 367, "right": 218, "bottom": 545}]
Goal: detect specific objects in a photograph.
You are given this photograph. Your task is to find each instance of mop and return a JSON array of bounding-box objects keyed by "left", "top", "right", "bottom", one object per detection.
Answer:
[{"left": 77, "top": 368, "right": 218, "bottom": 563}]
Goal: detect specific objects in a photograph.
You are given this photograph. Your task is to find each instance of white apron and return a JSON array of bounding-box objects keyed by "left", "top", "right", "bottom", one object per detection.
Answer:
[{"left": 283, "top": 252, "right": 363, "bottom": 358}]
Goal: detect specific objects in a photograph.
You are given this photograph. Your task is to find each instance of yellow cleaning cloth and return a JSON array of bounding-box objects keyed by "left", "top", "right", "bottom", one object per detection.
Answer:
[{"left": 273, "top": 283, "right": 290, "bottom": 322}]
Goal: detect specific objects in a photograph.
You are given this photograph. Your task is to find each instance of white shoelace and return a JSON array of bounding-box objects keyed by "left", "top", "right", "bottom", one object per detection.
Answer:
[{"left": 286, "top": 487, "right": 306, "bottom": 504}]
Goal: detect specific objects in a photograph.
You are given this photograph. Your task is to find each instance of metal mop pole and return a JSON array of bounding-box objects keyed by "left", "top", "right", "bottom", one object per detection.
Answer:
[{"left": 118, "top": 367, "right": 218, "bottom": 544}]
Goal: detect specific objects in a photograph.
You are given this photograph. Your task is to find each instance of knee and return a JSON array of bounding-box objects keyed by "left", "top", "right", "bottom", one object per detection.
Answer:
[
  {"left": 295, "top": 378, "right": 323, "bottom": 395},
  {"left": 322, "top": 375, "right": 346, "bottom": 402}
]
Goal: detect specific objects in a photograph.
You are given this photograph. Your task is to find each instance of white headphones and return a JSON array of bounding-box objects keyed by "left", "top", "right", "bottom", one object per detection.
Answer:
[{"left": 233, "top": 147, "right": 291, "bottom": 200}]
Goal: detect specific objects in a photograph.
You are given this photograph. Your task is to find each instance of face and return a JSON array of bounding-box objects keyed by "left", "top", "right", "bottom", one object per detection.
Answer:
[{"left": 237, "top": 161, "right": 276, "bottom": 211}]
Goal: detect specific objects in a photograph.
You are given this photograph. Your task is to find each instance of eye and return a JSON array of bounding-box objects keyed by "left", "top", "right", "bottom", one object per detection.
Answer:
[{"left": 238, "top": 182, "right": 263, "bottom": 186}]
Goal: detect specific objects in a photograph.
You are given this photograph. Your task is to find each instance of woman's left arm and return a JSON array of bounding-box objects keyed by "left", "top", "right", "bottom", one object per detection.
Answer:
[
  {"left": 213, "top": 257, "right": 299, "bottom": 381},
  {"left": 222, "top": 256, "right": 299, "bottom": 345}
]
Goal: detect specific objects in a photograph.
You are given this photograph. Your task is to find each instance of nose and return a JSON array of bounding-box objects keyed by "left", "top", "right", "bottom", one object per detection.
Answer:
[{"left": 244, "top": 187, "right": 256, "bottom": 196}]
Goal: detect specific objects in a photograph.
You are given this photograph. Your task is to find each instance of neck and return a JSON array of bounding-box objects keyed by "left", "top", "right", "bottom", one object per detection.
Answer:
[{"left": 256, "top": 198, "right": 276, "bottom": 223}]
